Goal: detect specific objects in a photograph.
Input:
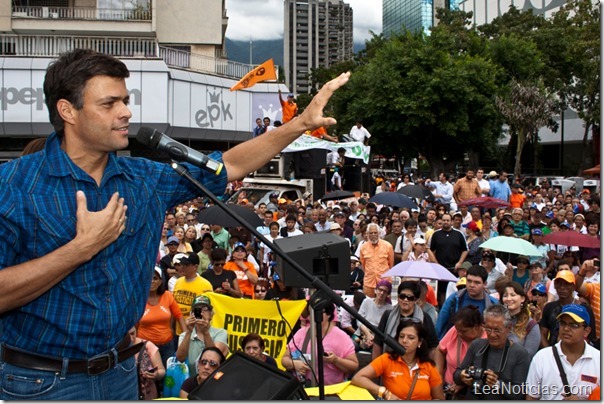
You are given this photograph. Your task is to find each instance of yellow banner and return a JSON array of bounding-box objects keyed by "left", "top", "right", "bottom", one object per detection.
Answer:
[
  {"left": 208, "top": 292, "right": 306, "bottom": 370},
  {"left": 229, "top": 58, "right": 277, "bottom": 91}
]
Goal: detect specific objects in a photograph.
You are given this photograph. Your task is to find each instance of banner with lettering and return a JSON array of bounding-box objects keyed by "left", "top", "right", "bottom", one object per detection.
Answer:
[
  {"left": 208, "top": 292, "right": 306, "bottom": 370},
  {"left": 281, "top": 135, "right": 371, "bottom": 164}
]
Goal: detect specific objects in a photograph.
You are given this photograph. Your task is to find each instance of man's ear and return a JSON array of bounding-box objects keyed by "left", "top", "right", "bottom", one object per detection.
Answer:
[{"left": 57, "top": 99, "right": 76, "bottom": 125}]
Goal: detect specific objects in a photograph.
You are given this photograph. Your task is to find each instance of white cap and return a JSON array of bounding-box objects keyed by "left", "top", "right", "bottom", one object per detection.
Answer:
[{"left": 414, "top": 237, "right": 426, "bottom": 244}]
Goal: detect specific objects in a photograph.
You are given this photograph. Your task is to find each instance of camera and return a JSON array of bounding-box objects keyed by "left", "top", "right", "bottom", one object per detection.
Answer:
[
  {"left": 465, "top": 367, "right": 486, "bottom": 393},
  {"left": 530, "top": 300, "right": 538, "bottom": 306},
  {"left": 193, "top": 307, "right": 202, "bottom": 319}
]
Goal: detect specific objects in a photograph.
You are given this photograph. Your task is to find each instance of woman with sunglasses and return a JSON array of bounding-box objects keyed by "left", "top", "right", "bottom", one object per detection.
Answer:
[
  {"left": 179, "top": 347, "right": 226, "bottom": 399},
  {"left": 253, "top": 278, "right": 270, "bottom": 300},
  {"left": 372, "top": 281, "right": 439, "bottom": 361},
  {"left": 352, "top": 318, "right": 445, "bottom": 400},
  {"left": 527, "top": 283, "right": 548, "bottom": 322},
  {"left": 498, "top": 281, "right": 541, "bottom": 358}
]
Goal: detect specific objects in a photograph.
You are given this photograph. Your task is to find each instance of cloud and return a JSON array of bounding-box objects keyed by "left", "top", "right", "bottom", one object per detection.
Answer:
[{"left": 225, "top": 0, "right": 381, "bottom": 43}]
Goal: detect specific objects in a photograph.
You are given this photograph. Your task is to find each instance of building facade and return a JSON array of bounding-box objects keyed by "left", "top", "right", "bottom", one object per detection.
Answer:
[
  {"left": 0, "top": 0, "right": 289, "bottom": 160},
  {"left": 382, "top": 0, "right": 436, "bottom": 36},
  {"left": 284, "top": 0, "right": 353, "bottom": 95}
]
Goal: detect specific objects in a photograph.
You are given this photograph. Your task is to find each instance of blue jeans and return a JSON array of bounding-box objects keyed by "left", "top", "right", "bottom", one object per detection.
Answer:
[{"left": 0, "top": 356, "right": 137, "bottom": 400}]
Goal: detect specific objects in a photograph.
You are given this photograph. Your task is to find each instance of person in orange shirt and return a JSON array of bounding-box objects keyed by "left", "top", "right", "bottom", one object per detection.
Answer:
[
  {"left": 308, "top": 126, "right": 338, "bottom": 142},
  {"left": 510, "top": 183, "right": 526, "bottom": 209},
  {"left": 223, "top": 242, "right": 258, "bottom": 298},
  {"left": 359, "top": 223, "right": 394, "bottom": 298},
  {"left": 351, "top": 318, "right": 445, "bottom": 400},
  {"left": 278, "top": 89, "right": 298, "bottom": 123}
]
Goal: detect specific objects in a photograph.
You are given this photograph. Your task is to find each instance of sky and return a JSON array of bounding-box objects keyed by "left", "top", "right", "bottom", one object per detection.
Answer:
[{"left": 225, "top": 0, "right": 382, "bottom": 44}]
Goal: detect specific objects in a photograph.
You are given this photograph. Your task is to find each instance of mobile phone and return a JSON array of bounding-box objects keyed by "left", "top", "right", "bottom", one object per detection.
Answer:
[
  {"left": 323, "top": 352, "right": 329, "bottom": 357},
  {"left": 193, "top": 307, "right": 202, "bottom": 319},
  {"left": 594, "top": 260, "right": 600, "bottom": 268},
  {"left": 147, "top": 366, "right": 158, "bottom": 372}
]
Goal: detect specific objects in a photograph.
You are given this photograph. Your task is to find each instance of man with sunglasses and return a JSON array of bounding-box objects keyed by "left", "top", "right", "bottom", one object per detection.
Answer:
[
  {"left": 436, "top": 265, "right": 497, "bottom": 340},
  {"left": 372, "top": 281, "right": 439, "bottom": 360},
  {"left": 526, "top": 304, "right": 599, "bottom": 400}
]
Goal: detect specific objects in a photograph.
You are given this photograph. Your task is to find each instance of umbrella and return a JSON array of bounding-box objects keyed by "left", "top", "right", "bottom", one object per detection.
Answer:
[
  {"left": 542, "top": 231, "right": 600, "bottom": 248},
  {"left": 382, "top": 261, "right": 458, "bottom": 282},
  {"left": 582, "top": 164, "right": 600, "bottom": 176},
  {"left": 369, "top": 192, "right": 418, "bottom": 209},
  {"left": 480, "top": 236, "right": 542, "bottom": 256},
  {"left": 320, "top": 190, "right": 355, "bottom": 201},
  {"left": 197, "top": 204, "right": 263, "bottom": 228},
  {"left": 397, "top": 184, "right": 435, "bottom": 202},
  {"left": 458, "top": 197, "right": 510, "bottom": 209}
]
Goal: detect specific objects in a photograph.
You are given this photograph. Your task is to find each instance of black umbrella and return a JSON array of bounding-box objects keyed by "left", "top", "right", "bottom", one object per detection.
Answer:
[
  {"left": 369, "top": 192, "right": 418, "bottom": 209},
  {"left": 397, "top": 184, "right": 435, "bottom": 202},
  {"left": 320, "top": 190, "right": 356, "bottom": 201},
  {"left": 197, "top": 204, "right": 263, "bottom": 228}
]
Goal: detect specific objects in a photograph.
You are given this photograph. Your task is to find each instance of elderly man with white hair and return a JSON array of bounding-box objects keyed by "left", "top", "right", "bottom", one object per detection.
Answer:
[{"left": 359, "top": 223, "right": 394, "bottom": 298}]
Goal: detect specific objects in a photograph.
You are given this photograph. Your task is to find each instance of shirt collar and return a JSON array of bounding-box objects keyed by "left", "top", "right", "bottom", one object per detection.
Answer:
[{"left": 45, "top": 132, "right": 132, "bottom": 184}]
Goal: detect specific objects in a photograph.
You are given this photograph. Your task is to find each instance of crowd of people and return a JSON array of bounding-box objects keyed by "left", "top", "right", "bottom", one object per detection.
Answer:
[
  {"left": 0, "top": 46, "right": 599, "bottom": 400},
  {"left": 141, "top": 167, "right": 600, "bottom": 399}
]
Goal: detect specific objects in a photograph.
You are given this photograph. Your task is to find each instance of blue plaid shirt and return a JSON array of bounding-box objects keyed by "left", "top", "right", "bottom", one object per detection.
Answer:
[{"left": 0, "top": 132, "right": 227, "bottom": 359}]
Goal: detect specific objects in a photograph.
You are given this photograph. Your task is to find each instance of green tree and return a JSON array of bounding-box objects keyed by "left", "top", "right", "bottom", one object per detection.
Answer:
[{"left": 495, "top": 79, "right": 557, "bottom": 177}]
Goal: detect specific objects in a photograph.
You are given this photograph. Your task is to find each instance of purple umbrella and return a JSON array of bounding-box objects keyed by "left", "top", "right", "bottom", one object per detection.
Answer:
[{"left": 382, "top": 261, "right": 458, "bottom": 282}]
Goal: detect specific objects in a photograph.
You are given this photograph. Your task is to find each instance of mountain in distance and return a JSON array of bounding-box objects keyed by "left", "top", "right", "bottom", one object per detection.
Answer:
[
  {"left": 226, "top": 38, "right": 283, "bottom": 66},
  {"left": 226, "top": 37, "right": 366, "bottom": 66}
]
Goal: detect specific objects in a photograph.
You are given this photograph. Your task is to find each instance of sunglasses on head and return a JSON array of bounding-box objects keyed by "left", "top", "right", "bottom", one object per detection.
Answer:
[
  {"left": 398, "top": 293, "right": 417, "bottom": 302},
  {"left": 200, "top": 359, "right": 219, "bottom": 368}
]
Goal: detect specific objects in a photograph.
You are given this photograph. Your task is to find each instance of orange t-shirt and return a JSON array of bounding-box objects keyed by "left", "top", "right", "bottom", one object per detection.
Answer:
[
  {"left": 584, "top": 283, "right": 600, "bottom": 339},
  {"left": 371, "top": 354, "right": 442, "bottom": 400},
  {"left": 137, "top": 291, "right": 183, "bottom": 345},
  {"left": 510, "top": 193, "right": 526, "bottom": 209},
  {"left": 224, "top": 261, "right": 258, "bottom": 297},
  {"left": 280, "top": 98, "right": 297, "bottom": 123},
  {"left": 310, "top": 126, "right": 327, "bottom": 138}
]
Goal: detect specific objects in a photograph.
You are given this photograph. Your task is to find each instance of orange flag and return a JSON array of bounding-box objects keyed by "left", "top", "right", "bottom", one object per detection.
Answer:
[{"left": 230, "top": 58, "right": 277, "bottom": 91}]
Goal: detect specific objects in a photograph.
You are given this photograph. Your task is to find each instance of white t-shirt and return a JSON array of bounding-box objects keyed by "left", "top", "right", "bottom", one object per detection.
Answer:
[
  {"left": 349, "top": 125, "right": 371, "bottom": 143},
  {"left": 525, "top": 341, "right": 600, "bottom": 400},
  {"left": 478, "top": 178, "right": 490, "bottom": 195}
]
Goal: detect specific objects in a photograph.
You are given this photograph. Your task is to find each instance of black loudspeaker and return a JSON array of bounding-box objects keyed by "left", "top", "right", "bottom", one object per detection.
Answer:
[
  {"left": 293, "top": 149, "right": 328, "bottom": 179},
  {"left": 188, "top": 351, "right": 308, "bottom": 400},
  {"left": 274, "top": 233, "right": 350, "bottom": 290}
]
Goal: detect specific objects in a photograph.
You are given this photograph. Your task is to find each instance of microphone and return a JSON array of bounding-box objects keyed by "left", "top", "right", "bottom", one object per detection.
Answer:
[{"left": 136, "top": 127, "right": 223, "bottom": 175}]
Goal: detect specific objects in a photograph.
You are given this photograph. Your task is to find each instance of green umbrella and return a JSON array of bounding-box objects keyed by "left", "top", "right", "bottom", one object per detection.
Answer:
[{"left": 480, "top": 236, "right": 542, "bottom": 256}]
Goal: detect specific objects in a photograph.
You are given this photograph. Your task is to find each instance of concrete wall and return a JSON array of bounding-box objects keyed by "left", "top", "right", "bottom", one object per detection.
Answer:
[{"left": 155, "top": 0, "right": 222, "bottom": 45}]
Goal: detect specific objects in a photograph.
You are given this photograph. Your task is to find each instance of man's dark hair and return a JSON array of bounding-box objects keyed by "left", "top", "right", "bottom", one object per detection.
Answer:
[
  {"left": 467, "top": 264, "right": 488, "bottom": 282},
  {"left": 285, "top": 214, "right": 296, "bottom": 222},
  {"left": 337, "top": 147, "right": 346, "bottom": 154},
  {"left": 44, "top": 49, "right": 130, "bottom": 137},
  {"left": 404, "top": 218, "right": 418, "bottom": 229},
  {"left": 210, "top": 248, "right": 227, "bottom": 262}
]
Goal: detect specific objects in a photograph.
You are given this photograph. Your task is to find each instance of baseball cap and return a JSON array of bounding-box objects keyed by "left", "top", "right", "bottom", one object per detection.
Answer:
[
  {"left": 350, "top": 255, "right": 359, "bottom": 262},
  {"left": 278, "top": 198, "right": 287, "bottom": 204},
  {"left": 456, "top": 277, "right": 467, "bottom": 288},
  {"left": 287, "top": 93, "right": 294, "bottom": 98},
  {"left": 560, "top": 221, "right": 570, "bottom": 228},
  {"left": 452, "top": 211, "right": 463, "bottom": 217},
  {"left": 233, "top": 242, "right": 246, "bottom": 251},
  {"left": 153, "top": 266, "right": 162, "bottom": 279},
  {"left": 329, "top": 222, "right": 342, "bottom": 231},
  {"left": 463, "top": 221, "right": 479, "bottom": 232},
  {"left": 554, "top": 269, "right": 575, "bottom": 284},
  {"left": 270, "top": 192, "right": 279, "bottom": 198},
  {"left": 413, "top": 237, "right": 426, "bottom": 244},
  {"left": 581, "top": 189, "right": 590, "bottom": 194},
  {"left": 488, "top": 171, "right": 498, "bottom": 177},
  {"left": 167, "top": 236, "right": 180, "bottom": 245},
  {"left": 172, "top": 252, "right": 200, "bottom": 266},
  {"left": 459, "top": 261, "right": 472, "bottom": 270},
  {"left": 557, "top": 303, "right": 590, "bottom": 326},
  {"left": 531, "top": 283, "right": 547, "bottom": 295},
  {"left": 192, "top": 295, "right": 212, "bottom": 310},
  {"left": 531, "top": 228, "right": 543, "bottom": 236}
]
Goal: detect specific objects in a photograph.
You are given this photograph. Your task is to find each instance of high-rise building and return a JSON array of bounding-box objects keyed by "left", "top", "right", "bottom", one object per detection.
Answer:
[
  {"left": 382, "top": 0, "right": 435, "bottom": 35},
  {"left": 284, "top": 0, "right": 353, "bottom": 94}
]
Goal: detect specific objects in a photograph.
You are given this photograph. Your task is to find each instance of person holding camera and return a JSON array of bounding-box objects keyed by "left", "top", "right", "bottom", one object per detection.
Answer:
[
  {"left": 176, "top": 295, "right": 229, "bottom": 376},
  {"left": 453, "top": 304, "right": 530, "bottom": 400}
]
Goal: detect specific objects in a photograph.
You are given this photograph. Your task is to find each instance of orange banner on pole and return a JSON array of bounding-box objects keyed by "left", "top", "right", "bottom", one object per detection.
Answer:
[{"left": 230, "top": 58, "right": 277, "bottom": 91}]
